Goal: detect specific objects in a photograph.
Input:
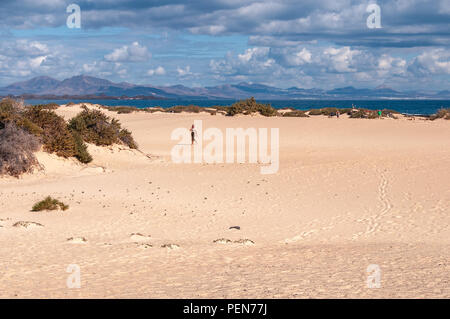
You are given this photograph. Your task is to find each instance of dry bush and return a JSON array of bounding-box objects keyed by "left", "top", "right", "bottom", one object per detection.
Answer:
[
  {"left": 0, "top": 123, "right": 41, "bottom": 177},
  {"left": 430, "top": 108, "right": 450, "bottom": 120}
]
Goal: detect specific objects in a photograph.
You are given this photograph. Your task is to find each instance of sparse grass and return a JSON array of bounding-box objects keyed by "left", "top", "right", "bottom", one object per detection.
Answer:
[
  {"left": 430, "top": 108, "right": 450, "bottom": 120},
  {"left": 31, "top": 196, "right": 69, "bottom": 211}
]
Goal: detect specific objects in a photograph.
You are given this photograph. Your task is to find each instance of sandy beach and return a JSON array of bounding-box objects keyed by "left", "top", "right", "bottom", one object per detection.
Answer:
[{"left": 0, "top": 104, "right": 449, "bottom": 298}]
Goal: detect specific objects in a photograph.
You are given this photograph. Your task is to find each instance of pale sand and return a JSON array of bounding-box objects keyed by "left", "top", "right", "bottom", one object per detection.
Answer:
[{"left": 0, "top": 104, "right": 449, "bottom": 298}]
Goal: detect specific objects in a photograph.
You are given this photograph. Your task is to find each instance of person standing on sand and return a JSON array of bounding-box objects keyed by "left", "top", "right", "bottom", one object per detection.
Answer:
[
  {"left": 190, "top": 124, "right": 197, "bottom": 145},
  {"left": 378, "top": 110, "right": 382, "bottom": 118},
  {"left": 336, "top": 110, "right": 340, "bottom": 118}
]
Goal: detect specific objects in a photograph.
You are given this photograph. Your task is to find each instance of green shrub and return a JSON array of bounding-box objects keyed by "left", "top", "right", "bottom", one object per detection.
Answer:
[
  {"left": 320, "top": 107, "right": 338, "bottom": 116},
  {"left": 24, "top": 106, "right": 77, "bottom": 158},
  {"left": 349, "top": 110, "right": 368, "bottom": 118},
  {"left": 32, "top": 103, "right": 59, "bottom": 110},
  {"left": 68, "top": 107, "right": 138, "bottom": 149},
  {"left": 32, "top": 196, "right": 69, "bottom": 211},
  {"left": 227, "top": 97, "right": 277, "bottom": 117},
  {"left": 166, "top": 105, "right": 202, "bottom": 113},
  {"left": 282, "top": 110, "right": 309, "bottom": 117},
  {"left": 308, "top": 109, "right": 322, "bottom": 115},
  {"left": 71, "top": 131, "right": 93, "bottom": 163}
]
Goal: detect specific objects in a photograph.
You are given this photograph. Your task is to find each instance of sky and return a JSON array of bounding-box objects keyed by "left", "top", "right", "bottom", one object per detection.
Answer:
[{"left": 0, "top": 0, "right": 449, "bottom": 91}]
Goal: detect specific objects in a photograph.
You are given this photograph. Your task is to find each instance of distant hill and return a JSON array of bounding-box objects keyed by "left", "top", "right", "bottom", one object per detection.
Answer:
[{"left": 1, "top": 75, "right": 449, "bottom": 100}]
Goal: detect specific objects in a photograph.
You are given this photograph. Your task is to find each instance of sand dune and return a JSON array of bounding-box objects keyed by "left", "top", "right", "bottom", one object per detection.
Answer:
[{"left": 0, "top": 104, "right": 449, "bottom": 298}]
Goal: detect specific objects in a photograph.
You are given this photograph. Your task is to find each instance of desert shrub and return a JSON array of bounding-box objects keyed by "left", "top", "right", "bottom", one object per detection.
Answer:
[
  {"left": 23, "top": 106, "right": 77, "bottom": 158},
  {"left": 166, "top": 105, "right": 202, "bottom": 113},
  {"left": 227, "top": 97, "right": 277, "bottom": 117},
  {"left": 68, "top": 107, "right": 138, "bottom": 149},
  {"left": 118, "top": 128, "right": 138, "bottom": 149},
  {"left": 32, "top": 103, "right": 59, "bottom": 110},
  {"left": 350, "top": 110, "right": 368, "bottom": 118},
  {"left": 282, "top": 110, "right": 309, "bottom": 117},
  {"left": 320, "top": 107, "right": 338, "bottom": 116},
  {"left": 32, "top": 196, "right": 68, "bottom": 211},
  {"left": 66, "top": 102, "right": 76, "bottom": 106},
  {"left": 0, "top": 123, "right": 41, "bottom": 177},
  {"left": 71, "top": 131, "right": 93, "bottom": 163},
  {"left": 368, "top": 111, "right": 379, "bottom": 119},
  {"left": 307, "top": 109, "right": 322, "bottom": 116},
  {"left": 339, "top": 108, "right": 352, "bottom": 114},
  {"left": 430, "top": 108, "right": 450, "bottom": 120},
  {"left": 0, "top": 98, "right": 23, "bottom": 126},
  {"left": 116, "top": 107, "right": 135, "bottom": 114},
  {"left": 14, "top": 117, "right": 43, "bottom": 135}
]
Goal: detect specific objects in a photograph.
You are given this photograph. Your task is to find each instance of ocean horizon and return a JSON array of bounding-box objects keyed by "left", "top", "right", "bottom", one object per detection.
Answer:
[{"left": 25, "top": 99, "right": 450, "bottom": 116}]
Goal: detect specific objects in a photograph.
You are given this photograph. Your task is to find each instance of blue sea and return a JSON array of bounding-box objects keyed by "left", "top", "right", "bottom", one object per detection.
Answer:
[{"left": 25, "top": 99, "right": 450, "bottom": 116}]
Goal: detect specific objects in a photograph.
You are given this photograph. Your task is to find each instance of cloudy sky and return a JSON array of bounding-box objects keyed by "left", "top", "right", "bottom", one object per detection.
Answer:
[{"left": 0, "top": 0, "right": 449, "bottom": 90}]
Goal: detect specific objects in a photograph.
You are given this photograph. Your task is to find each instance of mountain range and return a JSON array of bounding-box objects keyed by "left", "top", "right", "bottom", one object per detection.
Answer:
[{"left": 1, "top": 75, "right": 449, "bottom": 100}]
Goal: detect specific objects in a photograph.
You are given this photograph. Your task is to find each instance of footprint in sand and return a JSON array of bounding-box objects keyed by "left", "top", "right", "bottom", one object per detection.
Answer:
[
  {"left": 12, "top": 221, "right": 44, "bottom": 229},
  {"left": 130, "top": 233, "right": 151, "bottom": 242},
  {"left": 213, "top": 238, "right": 255, "bottom": 246},
  {"left": 213, "top": 238, "right": 232, "bottom": 244},
  {"left": 161, "top": 243, "right": 180, "bottom": 250},
  {"left": 234, "top": 239, "right": 255, "bottom": 246},
  {"left": 136, "top": 243, "right": 153, "bottom": 249},
  {"left": 66, "top": 237, "right": 87, "bottom": 244}
]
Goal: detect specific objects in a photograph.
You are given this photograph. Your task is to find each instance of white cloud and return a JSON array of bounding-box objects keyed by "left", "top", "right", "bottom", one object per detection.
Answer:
[
  {"left": 290, "top": 48, "right": 312, "bottom": 65},
  {"left": 105, "top": 42, "right": 151, "bottom": 62},
  {"left": 177, "top": 65, "right": 192, "bottom": 76},
  {"left": 408, "top": 49, "right": 450, "bottom": 75},
  {"left": 322, "top": 47, "right": 361, "bottom": 73},
  {"left": 147, "top": 66, "right": 166, "bottom": 76}
]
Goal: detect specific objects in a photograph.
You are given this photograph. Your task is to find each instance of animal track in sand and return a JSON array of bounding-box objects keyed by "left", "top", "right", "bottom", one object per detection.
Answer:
[
  {"left": 283, "top": 230, "right": 318, "bottom": 243},
  {"left": 66, "top": 237, "right": 87, "bottom": 244},
  {"left": 161, "top": 243, "right": 180, "bottom": 250},
  {"left": 12, "top": 221, "right": 44, "bottom": 229},
  {"left": 0, "top": 218, "right": 8, "bottom": 227},
  {"left": 352, "top": 170, "right": 393, "bottom": 240}
]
